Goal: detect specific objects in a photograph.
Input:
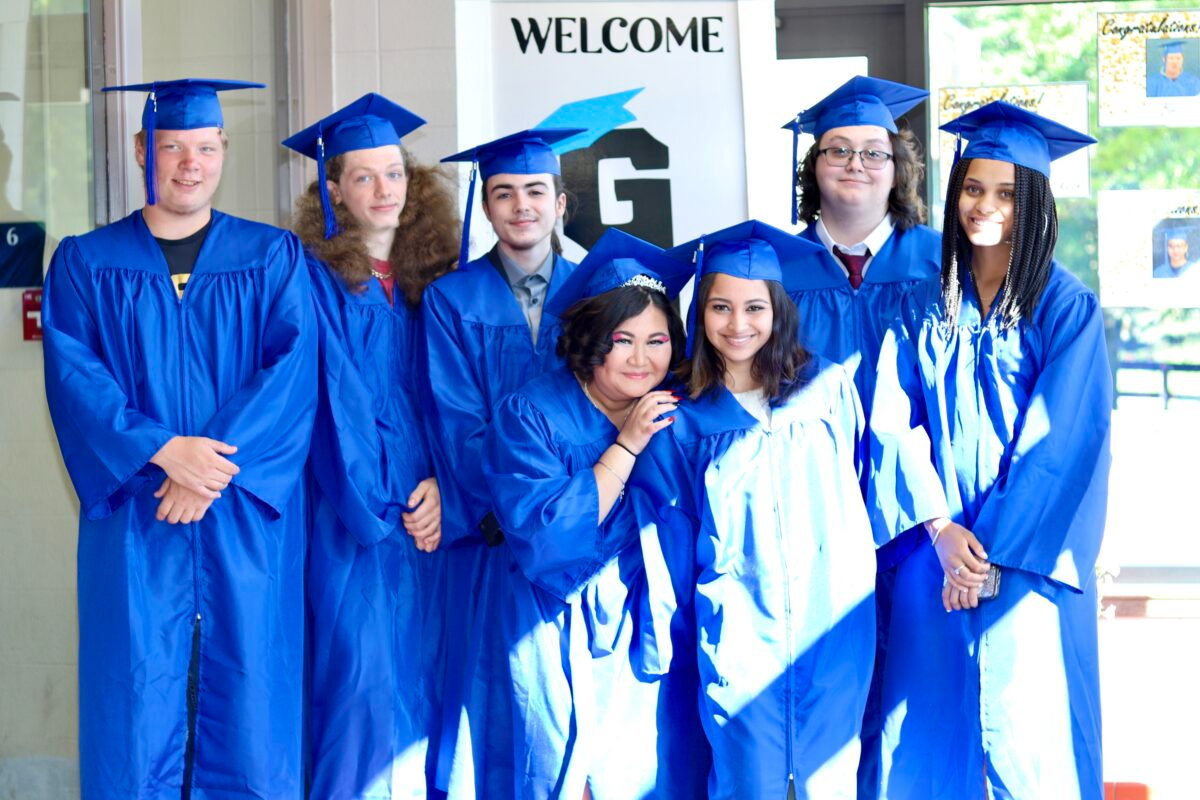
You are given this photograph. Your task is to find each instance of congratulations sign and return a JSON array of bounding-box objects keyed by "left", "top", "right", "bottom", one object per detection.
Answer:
[
  {"left": 1098, "top": 10, "right": 1200, "bottom": 127},
  {"left": 935, "top": 84, "right": 1091, "bottom": 199}
]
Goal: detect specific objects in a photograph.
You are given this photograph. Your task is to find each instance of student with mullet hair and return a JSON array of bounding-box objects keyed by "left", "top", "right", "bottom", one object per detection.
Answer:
[{"left": 283, "top": 92, "right": 460, "bottom": 799}]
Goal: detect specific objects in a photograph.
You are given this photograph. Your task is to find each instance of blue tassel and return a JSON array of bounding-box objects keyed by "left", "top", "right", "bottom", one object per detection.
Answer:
[
  {"left": 317, "top": 124, "right": 338, "bottom": 240},
  {"left": 146, "top": 88, "right": 158, "bottom": 205},
  {"left": 685, "top": 236, "right": 705, "bottom": 358},
  {"left": 790, "top": 117, "right": 800, "bottom": 226},
  {"left": 953, "top": 131, "right": 963, "bottom": 169},
  {"left": 458, "top": 160, "right": 478, "bottom": 267}
]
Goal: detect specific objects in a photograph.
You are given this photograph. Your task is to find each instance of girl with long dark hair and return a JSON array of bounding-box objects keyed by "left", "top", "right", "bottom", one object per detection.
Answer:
[
  {"left": 634, "top": 220, "right": 877, "bottom": 798},
  {"left": 868, "top": 102, "right": 1110, "bottom": 799}
]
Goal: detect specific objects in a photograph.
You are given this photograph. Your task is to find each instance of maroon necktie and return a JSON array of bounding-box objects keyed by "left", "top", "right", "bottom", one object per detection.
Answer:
[{"left": 834, "top": 247, "right": 868, "bottom": 290}]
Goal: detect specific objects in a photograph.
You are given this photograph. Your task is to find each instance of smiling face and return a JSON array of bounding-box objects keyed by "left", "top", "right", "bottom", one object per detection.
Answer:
[
  {"left": 814, "top": 124, "right": 896, "bottom": 218},
  {"left": 1166, "top": 52, "right": 1185, "bottom": 80},
  {"left": 329, "top": 144, "right": 407, "bottom": 234},
  {"left": 1168, "top": 236, "right": 1189, "bottom": 268},
  {"left": 702, "top": 273, "right": 774, "bottom": 382},
  {"left": 958, "top": 158, "right": 1016, "bottom": 249},
  {"left": 482, "top": 172, "right": 566, "bottom": 253},
  {"left": 588, "top": 303, "right": 673, "bottom": 406},
  {"left": 137, "top": 127, "right": 224, "bottom": 219}
]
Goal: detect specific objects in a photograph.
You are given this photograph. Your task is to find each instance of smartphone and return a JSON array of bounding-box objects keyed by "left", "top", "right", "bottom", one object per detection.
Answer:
[{"left": 978, "top": 564, "right": 1002, "bottom": 600}]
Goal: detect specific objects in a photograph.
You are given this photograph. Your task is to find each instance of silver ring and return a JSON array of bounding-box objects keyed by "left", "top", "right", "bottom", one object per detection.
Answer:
[{"left": 953, "top": 566, "right": 963, "bottom": 576}]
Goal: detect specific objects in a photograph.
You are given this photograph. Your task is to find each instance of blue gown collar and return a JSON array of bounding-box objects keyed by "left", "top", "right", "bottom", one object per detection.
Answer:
[
  {"left": 133, "top": 208, "right": 227, "bottom": 280},
  {"left": 796, "top": 224, "right": 937, "bottom": 289},
  {"left": 460, "top": 246, "right": 576, "bottom": 334},
  {"left": 671, "top": 385, "right": 759, "bottom": 442}
]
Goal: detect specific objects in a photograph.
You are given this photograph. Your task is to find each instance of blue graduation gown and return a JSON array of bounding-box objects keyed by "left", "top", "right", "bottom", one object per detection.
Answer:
[
  {"left": 482, "top": 369, "right": 710, "bottom": 799},
  {"left": 1146, "top": 69, "right": 1200, "bottom": 97},
  {"left": 304, "top": 257, "right": 444, "bottom": 799},
  {"left": 790, "top": 224, "right": 940, "bottom": 800},
  {"left": 791, "top": 224, "right": 940, "bottom": 426},
  {"left": 867, "top": 265, "right": 1112, "bottom": 800},
  {"left": 41, "top": 210, "right": 316, "bottom": 800},
  {"left": 420, "top": 249, "right": 577, "bottom": 798},
  {"left": 635, "top": 358, "right": 877, "bottom": 800}
]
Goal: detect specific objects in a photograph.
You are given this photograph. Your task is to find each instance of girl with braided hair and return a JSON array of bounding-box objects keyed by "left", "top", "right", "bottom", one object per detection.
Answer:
[{"left": 867, "top": 102, "right": 1112, "bottom": 799}]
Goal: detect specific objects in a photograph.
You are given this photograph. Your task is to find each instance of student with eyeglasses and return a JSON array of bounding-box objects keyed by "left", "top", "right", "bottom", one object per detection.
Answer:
[{"left": 781, "top": 76, "right": 942, "bottom": 799}]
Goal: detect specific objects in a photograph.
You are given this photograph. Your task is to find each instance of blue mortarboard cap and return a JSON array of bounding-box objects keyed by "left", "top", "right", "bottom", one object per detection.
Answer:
[
  {"left": 442, "top": 128, "right": 583, "bottom": 180},
  {"left": 102, "top": 78, "right": 264, "bottom": 205},
  {"left": 441, "top": 128, "right": 583, "bottom": 267},
  {"left": 545, "top": 228, "right": 692, "bottom": 319},
  {"left": 666, "top": 219, "right": 825, "bottom": 355},
  {"left": 780, "top": 76, "right": 927, "bottom": 224},
  {"left": 1163, "top": 40, "right": 1187, "bottom": 55},
  {"left": 282, "top": 93, "right": 426, "bottom": 239},
  {"left": 939, "top": 100, "right": 1095, "bottom": 177},
  {"left": 1166, "top": 229, "right": 1190, "bottom": 245}
]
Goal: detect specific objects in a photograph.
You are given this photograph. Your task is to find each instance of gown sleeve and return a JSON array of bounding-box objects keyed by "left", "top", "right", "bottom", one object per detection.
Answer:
[
  {"left": 831, "top": 362, "right": 869, "bottom": 485},
  {"left": 867, "top": 290, "right": 951, "bottom": 544},
  {"left": 42, "top": 237, "right": 178, "bottom": 520},
  {"left": 627, "top": 428, "right": 701, "bottom": 677},
  {"left": 420, "top": 282, "right": 495, "bottom": 546},
  {"left": 482, "top": 391, "right": 638, "bottom": 602},
  {"left": 306, "top": 258, "right": 416, "bottom": 547},
  {"left": 972, "top": 291, "right": 1113, "bottom": 592},
  {"left": 199, "top": 232, "right": 317, "bottom": 517}
]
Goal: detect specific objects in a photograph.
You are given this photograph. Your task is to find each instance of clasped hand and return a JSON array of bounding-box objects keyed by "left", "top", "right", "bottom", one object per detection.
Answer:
[
  {"left": 150, "top": 436, "right": 240, "bottom": 524},
  {"left": 403, "top": 477, "right": 441, "bottom": 553},
  {"left": 927, "top": 518, "right": 990, "bottom": 613}
]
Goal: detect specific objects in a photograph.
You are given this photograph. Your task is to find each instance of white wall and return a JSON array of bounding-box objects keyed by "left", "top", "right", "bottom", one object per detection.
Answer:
[{"left": 286, "top": 0, "right": 458, "bottom": 193}]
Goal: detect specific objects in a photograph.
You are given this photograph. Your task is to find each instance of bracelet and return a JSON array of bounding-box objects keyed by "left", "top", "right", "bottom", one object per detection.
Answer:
[
  {"left": 925, "top": 520, "right": 943, "bottom": 546},
  {"left": 613, "top": 439, "right": 639, "bottom": 458},
  {"left": 596, "top": 459, "right": 626, "bottom": 487}
]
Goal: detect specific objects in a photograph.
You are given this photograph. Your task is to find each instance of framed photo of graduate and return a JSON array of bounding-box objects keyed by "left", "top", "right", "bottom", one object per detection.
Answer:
[
  {"left": 1097, "top": 190, "right": 1200, "bottom": 307},
  {"left": 1099, "top": 10, "right": 1200, "bottom": 126},
  {"left": 935, "top": 84, "right": 1091, "bottom": 200}
]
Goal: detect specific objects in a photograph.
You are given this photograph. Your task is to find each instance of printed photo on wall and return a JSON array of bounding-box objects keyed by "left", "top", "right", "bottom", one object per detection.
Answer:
[
  {"left": 1099, "top": 10, "right": 1200, "bottom": 126},
  {"left": 1154, "top": 223, "right": 1200, "bottom": 280},
  {"left": 1098, "top": 190, "right": 1200, "bottom": 308},
  {"left": 935, "top": 84, "right": 1091, "bottom": 201}
]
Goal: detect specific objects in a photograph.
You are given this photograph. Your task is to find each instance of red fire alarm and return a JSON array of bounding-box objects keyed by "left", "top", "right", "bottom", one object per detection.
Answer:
[{"left": 23, "top": 289, "right": 42, "bottom": 341}]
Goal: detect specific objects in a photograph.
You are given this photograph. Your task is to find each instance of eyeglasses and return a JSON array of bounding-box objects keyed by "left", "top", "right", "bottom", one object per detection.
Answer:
[{"left": 818, "top": 146, "right": 894, "bottom": 170}]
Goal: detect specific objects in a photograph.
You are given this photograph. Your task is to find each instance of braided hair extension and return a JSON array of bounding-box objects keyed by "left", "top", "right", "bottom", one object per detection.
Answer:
[{"left": 940, "top": 158, "right": 1058, "bottom": 331}]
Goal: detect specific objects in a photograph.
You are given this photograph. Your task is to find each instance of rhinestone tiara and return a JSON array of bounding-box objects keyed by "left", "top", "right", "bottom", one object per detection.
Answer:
[{"left": 622, "top": 274, "right": 666, "bottom": 294}]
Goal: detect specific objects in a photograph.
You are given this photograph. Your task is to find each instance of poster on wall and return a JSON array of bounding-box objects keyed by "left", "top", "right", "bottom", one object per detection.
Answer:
[
  {"left": 1098, "top": 190, "right": 1200, "bottom": 308},
  {"left": 463, "top": 1, "right": 746, "bottom": 261},
  {"left": 1098, "top": 10, "right": 1200, "bottom": 127},
  {"left": 935, "top": 84, "right": 1091, "bottom": 199}
]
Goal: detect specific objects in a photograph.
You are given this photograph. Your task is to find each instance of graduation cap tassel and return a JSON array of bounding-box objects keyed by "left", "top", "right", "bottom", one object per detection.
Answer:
[
  {"left": 952, "top": 131, "right": 963, "bottom": 169},
  {"left": 458, "top": 160, "right": 478, "bottom": 268},
  {"left": 146, "top": 89, "right": 158, "bottom": 205},
  {"left": 685, "top": 236, "right": 705, "bottom": 358},
  {"left": 790, "top": 118, "right": 800, "bottom": 226},
  {"left": 317, "top": 126, "right": 339, "bottom": 240}
]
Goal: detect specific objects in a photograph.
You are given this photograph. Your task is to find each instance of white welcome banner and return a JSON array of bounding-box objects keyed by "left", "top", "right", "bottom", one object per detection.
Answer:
[{"left": 455, "top": 0, "right": 749, "bottom": 261}]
